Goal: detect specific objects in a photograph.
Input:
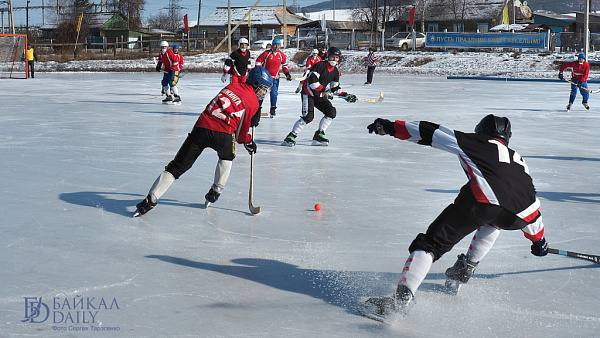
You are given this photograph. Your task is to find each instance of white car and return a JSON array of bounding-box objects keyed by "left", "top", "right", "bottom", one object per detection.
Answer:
[
  {"left": 385, "top": 32, "right": 426, "bottom": 50},
  {"left": 252, "top": 34, "right": 293, "bottom": 49}
]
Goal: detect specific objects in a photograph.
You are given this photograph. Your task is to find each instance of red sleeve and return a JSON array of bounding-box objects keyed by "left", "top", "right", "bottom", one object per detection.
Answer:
[
  {"left": 281, "top": 53, "right": 289, "bottom": 74},
  {"left": 393, "top": 121, "right": 411, "bottom": 140},
  {"left": 255, "top": 51, "right": 267, "bottom": 67},
  {"left": 582, "top": 63, "right": 590, "bottom": 82}
]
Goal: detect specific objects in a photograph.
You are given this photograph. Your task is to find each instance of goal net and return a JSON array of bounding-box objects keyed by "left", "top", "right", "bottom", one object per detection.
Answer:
[{"left": 0, "top": 34, "right": 28, "bottom": 79}]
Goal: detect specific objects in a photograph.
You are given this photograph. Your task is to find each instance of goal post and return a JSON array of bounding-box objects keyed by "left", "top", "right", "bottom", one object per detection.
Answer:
[{"left": 0, "top": 34, "right": 28, "bottom": 79}]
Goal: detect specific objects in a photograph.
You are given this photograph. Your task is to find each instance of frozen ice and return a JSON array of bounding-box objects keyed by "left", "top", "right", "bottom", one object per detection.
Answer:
[{"left": 1, "top": 73, "right": 599, "bottom": 336}]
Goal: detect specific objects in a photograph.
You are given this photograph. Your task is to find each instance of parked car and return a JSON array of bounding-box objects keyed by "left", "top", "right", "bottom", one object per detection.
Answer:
[
  {"left": 385, "top": 32, "right": 426, "bottom": 50},
  {"left": 328, "top": 33, "right": 353, "bottom": 50},
  {"left": 252, "top": 34, "right": 293, "bottom": 49}
]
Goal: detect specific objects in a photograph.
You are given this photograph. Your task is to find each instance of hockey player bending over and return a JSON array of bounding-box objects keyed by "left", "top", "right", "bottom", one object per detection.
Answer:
[
  {"left": 282, "top": 47, "right": 356, "bottom": 146},
  {"left": 363, "top": 115, "right": 549, "bottom": 319},
  {"left": 133, "top": 67, "right": 273, "bottom": 216}
]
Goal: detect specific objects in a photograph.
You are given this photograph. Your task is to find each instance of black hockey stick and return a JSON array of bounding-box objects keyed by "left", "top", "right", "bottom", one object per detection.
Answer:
[
  {"left": 548, "top": 248, "right": 600, "bottom": 264},
  {"left": 248, "top": 126, "right": 260, "bottom": 215}
]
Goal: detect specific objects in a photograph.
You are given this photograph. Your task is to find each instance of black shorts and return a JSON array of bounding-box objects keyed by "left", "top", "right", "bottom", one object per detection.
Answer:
[
  {"left": 165, "top": 127, "right": 235, "bottom": 179},
  {"left": 300, "top": 94, "right": 337, "bottom": 123},
  {"left": 409, "top": 186, "right": 528, "bottom": 261}
]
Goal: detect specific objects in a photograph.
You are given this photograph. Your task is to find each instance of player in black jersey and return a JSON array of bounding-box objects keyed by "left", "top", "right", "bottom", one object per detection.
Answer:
[
  {"left": 222, "top": 38, "right": 252, "bottom": 84},
  {"left": 362, "top": 115, "right": 549, "bottom": 317},
  {"left": 282, "top": 47, "right": 356, "bottom": 146}
]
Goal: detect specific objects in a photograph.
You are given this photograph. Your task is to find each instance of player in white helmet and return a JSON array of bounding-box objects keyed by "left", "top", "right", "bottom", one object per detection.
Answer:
[{"left": 222, "top": 37, "right": 252, "bottom": 84}]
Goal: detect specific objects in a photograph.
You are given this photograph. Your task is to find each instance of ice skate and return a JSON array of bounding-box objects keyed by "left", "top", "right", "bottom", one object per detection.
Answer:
[
  {"left": 583, "top": 102, "right": 589, "bottom": 110},
  {"left": 444, "top": 253, "right": 478, "bottom": 295},
  {"left": 358, "top": 285, "right": 414, "bottom": 324},
  {"left": 173, "top": 95, "right": 181, "bottom": 103},
  {"left": 311, "top": 130, "right": 329, "bottom": 146},
  {"left": 133, "top": 195, "right": 157, "bottom": 217},
  {"left": 162, "top": 95, "right": 173, "bottom": 104},
  {"left": 281, "top": 132, "right": 296, "bottom": 147},
  {"left": 204, "top": 188, "right": 221, "bottom": 208},
  {"left": 269, "top": 106, "right": 277, "bottom": 118},
  {"left": 566, "top": 103, "right": 572, "bottom": 112}
]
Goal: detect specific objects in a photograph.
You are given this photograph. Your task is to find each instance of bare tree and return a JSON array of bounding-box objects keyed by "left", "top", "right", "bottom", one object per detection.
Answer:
[
  {"left": 147, "top": 11, "right": 181, "bottom": 32},
  {"left": 106, "top": 0, "right": 146, "bottom": 30}
]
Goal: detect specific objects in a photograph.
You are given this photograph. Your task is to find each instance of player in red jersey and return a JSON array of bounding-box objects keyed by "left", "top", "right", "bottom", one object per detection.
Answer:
[{"left": 133, "top": 67, "right": 273, "bottom": 216}]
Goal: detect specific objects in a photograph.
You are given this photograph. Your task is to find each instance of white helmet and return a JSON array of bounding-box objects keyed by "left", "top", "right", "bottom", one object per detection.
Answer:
[
  {"left": 239, "top": 38, "right": 249, "bottom": 45},
  {"left": 160, "top": 41, "right": 169, "bottom": 47},
  {"left": 312, "top": 48, "right": 318, "bottom": 54}
]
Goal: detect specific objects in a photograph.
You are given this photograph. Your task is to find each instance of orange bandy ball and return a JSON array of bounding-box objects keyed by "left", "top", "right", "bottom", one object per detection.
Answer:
[{"left": 315, "top": 203, "right": 322, "bottom": 211}]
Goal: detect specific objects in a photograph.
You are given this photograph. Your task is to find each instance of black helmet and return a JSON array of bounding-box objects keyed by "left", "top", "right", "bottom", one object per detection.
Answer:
[
  {"left": 475, "top": 114, "right": 512, "bottom": 145},
  {"left": 327, "top": 46, "right": 341, "bottom": 58}
]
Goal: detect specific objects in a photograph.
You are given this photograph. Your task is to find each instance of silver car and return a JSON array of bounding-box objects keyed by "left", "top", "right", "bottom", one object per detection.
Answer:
[{"left": 385, "top": 32, "right": 426, "bottom": 50}]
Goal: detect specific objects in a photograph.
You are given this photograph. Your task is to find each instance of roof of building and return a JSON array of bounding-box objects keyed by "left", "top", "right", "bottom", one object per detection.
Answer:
[{"left": 197, "top": 6, "right": 310, "bottom": 27}]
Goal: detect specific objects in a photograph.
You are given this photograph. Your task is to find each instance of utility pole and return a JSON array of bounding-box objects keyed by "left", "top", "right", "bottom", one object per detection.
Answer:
[{"left": 197, "top": 0, "right": 201, "bottom": 48}]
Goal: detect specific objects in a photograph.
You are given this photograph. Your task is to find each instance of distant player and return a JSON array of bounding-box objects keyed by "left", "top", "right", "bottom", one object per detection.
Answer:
[
  {"left": 318, "top": 44, "right": 328, "bottom": 61},
  {"left": 255, "top": 38, "right": 292, "bottom": 117},
  {"left": 222, "top": 38, "right": 252, "bottom": 84},
  {"left": 558, "top": 53, "right": 590, "bottom": 111},
  {"left": 133, "top": 67, "right": 273, "bottom": 217},
  {"left": 361, "top": 115, "right": 548, "bottom": 321},
  {"left": 282, "top": 47, "right": 356, "bottom": 147},
  {"left": 364, "top": 47, "right": 378, "bottom": 85},
  {"left": 295, "top": 49, "right": 322, "bottom": 93},
  {"left": 169, "top": 45, "right": 184, "bottom": 103},
  {"left": 156, "top": 41, "right": 176, "bottom": 103}
]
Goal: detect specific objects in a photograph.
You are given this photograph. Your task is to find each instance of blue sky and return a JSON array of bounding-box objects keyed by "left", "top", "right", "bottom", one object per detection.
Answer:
[{"left": 10, "top": 0, "right": 326, "bottom": 26}]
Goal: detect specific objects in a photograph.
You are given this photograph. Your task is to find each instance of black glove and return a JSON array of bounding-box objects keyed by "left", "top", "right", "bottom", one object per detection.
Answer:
[
  {"left": 531, "top": 237, "right": 549, "bottom": 257},
  {"left": 324, "top": 88, "right": 334, "bottom": 100},
  {"left": 344, "top": 94, "right": 357, "bottom": 103},
  {"left": 156, "top": 64, "right": 161, "bottom": 72},
  {"left": 244, "top": 140, "right": 257, "bottom": 154},
  {"left": 367, "top": 118, "right": 396, "bottom": 136},
  {"left": 251, "top": 108, "right": 261, "bottom": 127},
  {"left": 558, "top": 71, "right": 563, "bottom": 80},
  {"left": 168, "top": 69, "right": 174, "bottom": 76},
  {"left": 285, "top": 73, "right": 292, "bottom": 81},
  {"left": 577, "top": 82, "right": 582, "bottom": 88}
]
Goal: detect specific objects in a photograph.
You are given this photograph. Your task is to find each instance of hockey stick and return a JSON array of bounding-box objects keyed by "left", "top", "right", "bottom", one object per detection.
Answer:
[
  {"left": 248, "top": 126, "right": 260, "bottom": 215},
  {"left": 548, "top": 248, "right": 600, "bottom": 264},
  {"left": 564, "top": 78, "right": 600, "bottom": 94},
  {"left": 291, "top": 76, "right": 307, "bottom": 81}
]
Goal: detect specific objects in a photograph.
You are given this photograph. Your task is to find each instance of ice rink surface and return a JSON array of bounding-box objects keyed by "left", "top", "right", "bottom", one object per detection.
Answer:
[{"left": 2, "top": 73, "right": 600, "bottom": 337}]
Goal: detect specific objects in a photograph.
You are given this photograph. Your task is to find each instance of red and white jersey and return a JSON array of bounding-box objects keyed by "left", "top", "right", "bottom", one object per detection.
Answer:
[
  {"left": 255, "top": 50, "right": 290, "bottom": 79},
  {"left": 194, "top": 83, "right": 260, "bottom": 144},
  {"left": 157, "top": 49, "right": 176, "bottom": 72},
  {"left": 305, "top": 55, "right": 322, "bottom": 70},
  {"left": 559, "top": 60, "right": 589, "bottom": 82},
  {"left": 391, "top": 120, "right": 544, "bottom": 241},
  {"left": 366, "top": 52, "right": 378, "bottom": 67},
  {"left": 171, "top": 53, "right": 183, "bottom": 71}
]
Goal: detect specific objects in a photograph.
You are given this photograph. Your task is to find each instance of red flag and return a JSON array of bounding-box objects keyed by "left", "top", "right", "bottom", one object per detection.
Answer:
[
  {"left": 184, "top": 14, "right": 189, "bottom": 32},
  {"left": 409, "top": 6, "right": 415, "bottom": 26}
]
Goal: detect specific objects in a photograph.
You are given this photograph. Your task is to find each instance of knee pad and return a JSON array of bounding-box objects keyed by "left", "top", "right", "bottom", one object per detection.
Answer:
[
  {"left": 324, "top": 106, "right": 337, "bottom": 119},
  {"left": 301, "top": 115, "right": 313, "bottom": 124}
]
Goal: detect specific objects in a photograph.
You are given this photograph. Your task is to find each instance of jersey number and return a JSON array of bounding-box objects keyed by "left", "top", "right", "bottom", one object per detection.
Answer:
[{"left": 489, "top": 140, "right": 529, "bottom": 174}]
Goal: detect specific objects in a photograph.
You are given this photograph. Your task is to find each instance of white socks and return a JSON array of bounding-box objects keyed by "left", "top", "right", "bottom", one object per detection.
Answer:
[
  {"left": 148, "top": 171, "right": 175, "bottom": 203},
  {"left": 212, "top": 159, "right": 232, "bottom": 194},
  {"left": 398, "top": 250, "right": 434, "bottom": 295},
  {"left": 466, "top": 225, "right": 500, "bottom": 263}
]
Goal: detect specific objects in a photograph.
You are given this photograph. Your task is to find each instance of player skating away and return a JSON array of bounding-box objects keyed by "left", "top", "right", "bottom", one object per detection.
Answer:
[
  {"left": 295, "top": 49, "right": 322, "bottom": 93},
  {"left": 255, "top": 38, "right": 292, "bottom": 117},
  {"left": 222, "top": 38, "right": 252, "bottom": 84},
  {"left": 558, "top": 53, "right": 590, "bottom": 111},
  {"left": 156, "top": 41, "right": 176, "bottom": 103},
  {"left": 133, "top": 67, "right": 273, "bottom": 217},
  {"left": 169, "top": 45, "right": 184, "bottom": 103},
  {"left": 362, "top": 115, "right": 548, "bottom": 321},
  {"left": 282, "top": 47, "right": 357, "bottom": 147}
]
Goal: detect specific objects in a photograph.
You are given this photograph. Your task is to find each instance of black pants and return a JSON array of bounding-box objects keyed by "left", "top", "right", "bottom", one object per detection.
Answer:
[
  {"left": 300, "top": 94, "right": 336, "bottom": 124},
  {"left": 28, "top": 61, "right": 35, "bottom": 78},
  {"left": 408, "top": 186, "right": 527, "bottom": 261},
  {"left": 366, "top": 66, "right": 376, "bottom": 83},
  {"left": 165, "top": 127, "right": 235, "bottom": 179}
]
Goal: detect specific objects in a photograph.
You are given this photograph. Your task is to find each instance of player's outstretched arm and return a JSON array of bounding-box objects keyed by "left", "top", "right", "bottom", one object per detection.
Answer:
[{"left": 367, "top": 118, "right": 395, "bottom": 136}]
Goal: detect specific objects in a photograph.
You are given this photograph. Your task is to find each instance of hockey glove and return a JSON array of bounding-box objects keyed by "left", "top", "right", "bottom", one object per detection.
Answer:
[
  {"left": 244, "top": 140, "right": 257, "bottom": 155},
  {"left": 367, "top": 118, "right": 396, "bottom": 136},
  {"left": 155, "top": 64, "right": 161, "bottom": 72},
  {"left": 577, "top": 82, "right": 582, "bottom": 88},
  {"left": 531, "top": 237, "right": 549, "bottom": 257},
  {"left": 558, "top": 71, "right": 564, "bottom": 80},
  {"left": 251, "top": 108, "right": 261, "bottom": 127},
  {"left": 168, "top": 69, "right": 174, "bottom": 76},
  {"left": 324, "top": 88, "right": 334, "bottom": 100},
  {"left": 221, "top": 73, "right": 229, "bottom": 83},
  {"left": 285, "top": 72, "right": 292, "bottom": 81},
  {"left": 343, "top": 94, "right": 357, "bottom": 103}
]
